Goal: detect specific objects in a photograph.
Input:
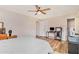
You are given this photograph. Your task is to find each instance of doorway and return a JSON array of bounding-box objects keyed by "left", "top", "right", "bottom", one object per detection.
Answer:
[
  {"left": 67, "top": 18, "right": 75, "bottom": 41},
  {"left": 36, "top": 20, "right": 48, "bottom": 37}
]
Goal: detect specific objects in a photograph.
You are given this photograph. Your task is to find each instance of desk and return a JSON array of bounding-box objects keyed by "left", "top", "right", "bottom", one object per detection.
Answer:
[
  {"left": 0, "top": 34, "right": 17, "bottom": 40},
  {"left": 46, "top": 30, "right": 62, "bottom": 40},
  {"left": 46, "top": 31, "right": 56, "bottom": 39},
  {"left": 7, "top": 35, "right": 17, "bottom": 39}
]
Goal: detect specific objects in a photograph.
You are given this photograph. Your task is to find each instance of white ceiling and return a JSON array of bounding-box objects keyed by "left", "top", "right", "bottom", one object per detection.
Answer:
[{"left": 0, "top": 5, "right": 79, "bottom": 19}]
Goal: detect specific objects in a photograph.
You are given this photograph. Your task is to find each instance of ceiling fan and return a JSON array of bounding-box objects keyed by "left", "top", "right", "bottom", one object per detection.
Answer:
[{"left": 28, "top": 5, "right": 51, "bottom": 15}]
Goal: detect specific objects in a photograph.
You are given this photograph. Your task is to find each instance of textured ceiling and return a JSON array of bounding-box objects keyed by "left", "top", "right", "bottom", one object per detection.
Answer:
[{"left": 0, "top": 5, "right": 79, "bottom": 19}]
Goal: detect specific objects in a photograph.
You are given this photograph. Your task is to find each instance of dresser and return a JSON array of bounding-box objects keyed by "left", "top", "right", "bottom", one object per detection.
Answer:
[
  {"left": 0, "top": 34, "right": 17, "bottom": 40},
  {"left": 68, "top": 42, "right": 79, "bottom": 54},
  {"left": 68, "top": 36, "right": 79, "bottom": 54}
]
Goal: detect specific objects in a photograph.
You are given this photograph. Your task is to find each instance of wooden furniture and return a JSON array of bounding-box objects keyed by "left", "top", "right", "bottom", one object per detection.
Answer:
[
  {"left": 7, "top": 35, "right": 17, "bottom": 39},
  {"left": 0, "top": 34, "right": 7, "bottom": 39},
  {"left": 0, "top": 34, "right": 17, "bottom": 40}
]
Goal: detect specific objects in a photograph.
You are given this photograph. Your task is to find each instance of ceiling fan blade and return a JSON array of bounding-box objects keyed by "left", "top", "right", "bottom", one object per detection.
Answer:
[
  {"left": 41, "top": 8, "right": 51, "bottom": 11},
  {"left": 40, "top": 10, "right": 46, "bottom": 14},
  {"left": 28, "top": 10, "right": 36, "bottom": 12}
]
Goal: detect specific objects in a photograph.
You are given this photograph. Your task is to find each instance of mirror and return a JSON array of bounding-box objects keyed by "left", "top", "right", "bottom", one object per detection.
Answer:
[{"left": 0, "top": 22, "right": 5, "bottom": 34}]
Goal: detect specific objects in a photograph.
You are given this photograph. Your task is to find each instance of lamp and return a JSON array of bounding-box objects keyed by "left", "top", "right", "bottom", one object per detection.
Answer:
[{"left": 8, "top": 30, "right": 12, "bottom": 36}]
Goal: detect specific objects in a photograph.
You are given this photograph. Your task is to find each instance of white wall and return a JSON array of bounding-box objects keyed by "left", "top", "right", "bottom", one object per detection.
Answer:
[
  {"left": 0, "top": 9, "right": 37, "bottom": 37},
  {"left": 36, "top": 20, "right": 49, "bottom": 36}
]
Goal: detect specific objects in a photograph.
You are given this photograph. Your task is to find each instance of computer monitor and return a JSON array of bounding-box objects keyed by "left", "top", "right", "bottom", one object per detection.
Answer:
[{"left": 50, "top": 27, "right": 54, "bottom": 31}]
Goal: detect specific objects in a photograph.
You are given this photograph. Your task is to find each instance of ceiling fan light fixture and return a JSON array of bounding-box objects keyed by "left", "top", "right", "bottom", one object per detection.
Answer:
[
  {"left": 28, "top": 5, "right": 51, "bottom": 15},
  {"left": 38, "top": 12, "right": 41, "bottom": 14}
]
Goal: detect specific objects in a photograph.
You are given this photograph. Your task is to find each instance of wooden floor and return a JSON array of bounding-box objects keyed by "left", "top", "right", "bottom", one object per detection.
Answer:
[{"left": 36, "top": 36, "right": 68, "bottom": 54}]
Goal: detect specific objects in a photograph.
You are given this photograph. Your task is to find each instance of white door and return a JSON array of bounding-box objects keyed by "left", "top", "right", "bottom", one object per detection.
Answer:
[{"left": 36, "top": 20, "right": 48, "bottom": 36}]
